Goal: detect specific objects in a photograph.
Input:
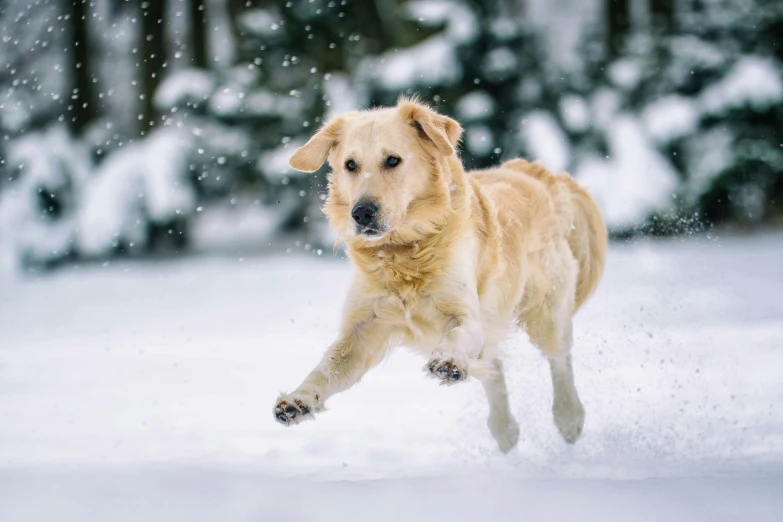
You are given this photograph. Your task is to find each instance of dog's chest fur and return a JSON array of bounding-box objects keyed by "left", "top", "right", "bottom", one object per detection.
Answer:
[
  {"left": 348, "top": 232, "right": 457, "bottom": 303},
  {"left": 348, "top": 242, "right": 460, "bottom": 350}
]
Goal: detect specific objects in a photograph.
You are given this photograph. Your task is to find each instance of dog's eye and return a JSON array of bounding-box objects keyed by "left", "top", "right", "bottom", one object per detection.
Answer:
[
  {"left": 385, "top": 155, "right": 401, "bottom": 168},
  {"left": 345, "top": 159, "right": 357, "bottom": 172}
]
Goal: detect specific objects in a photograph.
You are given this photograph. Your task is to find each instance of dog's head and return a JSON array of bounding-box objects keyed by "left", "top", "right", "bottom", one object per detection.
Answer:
[{"left": 289, "top": 99, "right": 462, "bottom": 245}]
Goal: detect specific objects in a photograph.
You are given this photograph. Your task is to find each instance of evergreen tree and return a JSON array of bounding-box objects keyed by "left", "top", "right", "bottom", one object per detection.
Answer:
[{"left": 366, "top": 0, "right": 554, "bottom": 170}]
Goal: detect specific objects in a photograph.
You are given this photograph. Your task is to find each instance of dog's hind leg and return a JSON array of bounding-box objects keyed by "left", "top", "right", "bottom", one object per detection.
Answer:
[
  {"left": 480, "top": 359, "right": 519, "bottom": 453},
  {"left": 522, "top": 243, "right": 585, "bottom": 444},
  {"left": 546, "top": 352, "right": 584, "bottom": 444}
]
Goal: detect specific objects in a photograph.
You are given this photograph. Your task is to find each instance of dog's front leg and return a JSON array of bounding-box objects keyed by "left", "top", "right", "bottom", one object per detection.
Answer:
[
  {"left": 274, "top": 305, "right": 394, "bottom": 426},
  {"left": 425, "top": 311, "right": 484, "bottom": 385}
]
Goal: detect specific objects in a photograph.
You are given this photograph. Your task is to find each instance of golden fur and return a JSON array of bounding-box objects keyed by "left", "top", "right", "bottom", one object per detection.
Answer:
[{"left": 275, "top": 98, "right": 607, "bottom": 451}]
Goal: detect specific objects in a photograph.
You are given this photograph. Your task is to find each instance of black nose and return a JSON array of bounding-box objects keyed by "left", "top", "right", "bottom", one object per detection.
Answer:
[{"left": 351, "top": 202, "right": 378, "bottom": 227}]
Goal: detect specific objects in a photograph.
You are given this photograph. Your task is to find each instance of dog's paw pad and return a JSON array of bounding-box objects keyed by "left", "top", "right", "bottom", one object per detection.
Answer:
[
  {"left": 426, "top": 357, "right": 468, "bottom": 385},
  {"left": 274, "top": 397, "right": 314, "bottom": 426}
]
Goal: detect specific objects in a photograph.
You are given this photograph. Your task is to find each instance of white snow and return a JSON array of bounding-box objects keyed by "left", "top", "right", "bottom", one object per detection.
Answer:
[
  {"left": 258, "top": 138, "right": 307, "bottom": 179},
  {"left": 374, "top": 36, "right": 462, "bottom": 90},
  {"left": 370, "top": 0, "right": 476, "bottom": 91},
  {"left": 1, "top": 235, "right": 782, "bottom": 520},
  {"left": 668, "top": 35, "right": 726, "bottom": 74},
  {"left": 209, "top": 85, "right": 246, "bottom": 117},
  {"left": 0, "top": 126, "right": 90, "bottom": 275},
  {"left": 642, "top": 95, "right": 700, "bottom": 144},
  {"left": 575, "top": 115, "right": 679, "bottom": 229},
  {"left": 464, "top": 124, "right": 494, "bottom": 156},
  {"left": 682, "top": 128, "right": 735, "bottom": 203},
  {"left": 700, "top": 56, "right": 783, "bottom": 115},
  {"left": 189, "top": 201, "right": 280, "bottom": 255},
  {"left": 0, "top": 94, "right": 32, "bottom": 133},
  {"left": 324, "top": 73, "right": 361, "bottom": 115},
  {"left": 240, "top": 8, "right": 280, "bottom": 38},
  {"left": 244, "top": 90, "right": 277, "bottom": 116},
  {"left": 559, "top": 94, "right": 591, "bottom": 132},
  {"left": 407, "top": 0, "right": 478, "bottom": 43},
  {"left": 76, "top": 127, "right": 195, "bottom": 256},
  {"left": 154, "top": 68, "right": 216, "bottom": 109},
  {"left": 590, "top": 87, "right": 622, "bottom": 129},
  {"left": 520, "top": 111, "right": 571, "bottom": 173},
  {"left": 609, "top": 58, "right": 643, "bottom": 90},
  {"left": 455, "top": 91, "right": 495, "bottom": 121},
  {"left": 483, "top": 46, "right": 518, "bottom": 79}
]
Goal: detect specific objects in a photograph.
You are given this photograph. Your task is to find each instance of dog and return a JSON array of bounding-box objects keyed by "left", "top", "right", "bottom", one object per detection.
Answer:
[{"left": 273, "top": 98, "right": 607, "bottom": 452}]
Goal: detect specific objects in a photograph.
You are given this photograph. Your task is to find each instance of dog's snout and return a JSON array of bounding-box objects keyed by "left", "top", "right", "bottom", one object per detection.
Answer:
[{"left": 351, "top": 202, "right": 378, "bottom": 227}]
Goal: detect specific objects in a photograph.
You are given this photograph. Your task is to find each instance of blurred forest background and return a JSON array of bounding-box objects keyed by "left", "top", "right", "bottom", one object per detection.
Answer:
[{"left": 0, "top": 0, "right": 781, "bottom": 275}]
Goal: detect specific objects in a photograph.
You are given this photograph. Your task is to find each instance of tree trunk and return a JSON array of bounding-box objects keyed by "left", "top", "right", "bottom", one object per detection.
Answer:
[
  {"left": 650, "top": 0, "right": 675, "bottom": 33},
  {"left": 139, "top": 0, "right": 167, "bottom": 135},
  {"left": 189, "top": 0, "right": 210, "bottom": 69},
  {"left": 68, "top": 0, "right": 100, "bottom": 135},
  {"left": 606, "top": 0, "right": 631, "bottom": 56}
]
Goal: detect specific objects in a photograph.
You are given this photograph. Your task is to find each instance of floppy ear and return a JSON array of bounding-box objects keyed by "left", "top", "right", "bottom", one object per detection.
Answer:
[
  {"left": 398, "top": 98, "right": 462, "bottom": 156},
  {"left": 289, "top": 116, "right": 345, "bottom": 172}
]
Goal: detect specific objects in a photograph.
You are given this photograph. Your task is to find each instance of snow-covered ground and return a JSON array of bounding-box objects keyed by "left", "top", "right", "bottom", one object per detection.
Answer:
[{"left": 1, "top": 234, "right": 782, "bottom": 521}]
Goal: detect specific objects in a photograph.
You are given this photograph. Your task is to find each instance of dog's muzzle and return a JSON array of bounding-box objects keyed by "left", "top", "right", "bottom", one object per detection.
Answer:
[{"left": 351, "top": 201, "right": 383, "bottom": 236}]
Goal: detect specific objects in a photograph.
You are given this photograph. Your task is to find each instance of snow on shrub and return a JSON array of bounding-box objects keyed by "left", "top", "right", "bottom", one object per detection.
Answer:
[
  {"left": 406, "top": 0, "right": 478, "bottom": 43},
  {"left": 257, "top": 138, "right": 307, "bottom": 181},
  {"left": 0, "top": 126, "right": 89, "bottom": 275},
  {"left": 455, "top": 91, "right": 495, "bottom": 122},
  {"left": 642, "top": 95, "right": 700, "bottom": 145},
  {"left": 520, "top": 111, "right": 571, "bottom": 173},
  {"left": 464, "top": 125, "right": 494, "bottom": 157},
  {"left": 365, "top": 0, "right": 477, "bottom": 91},
  {"left": 575, "top": 115, "right": 679, "bottom": 230},
  {"left": 700, "top": 56, "right": 783, "bottom": 115},
  {"left": 240, "top": 8, "right": 279, "bottom": 38},
  {"left": 76, "top": 127, "right": 195, "bottom": 257},
  {"left": 323, "top": 73, "right": 362, "bottom": 115},
  {"left": 154, "top": 68, "right": 216, "bottom": 110},
  {"left": 559, "top": 95, "right": 591, "bottom": 133},
  {"left": 372, "top": 37, "right": 462, "bottom": 90}
]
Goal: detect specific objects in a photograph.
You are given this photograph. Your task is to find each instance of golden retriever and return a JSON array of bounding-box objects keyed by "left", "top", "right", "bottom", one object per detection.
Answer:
[{"left": 274, "top": 98, "right": 607, "bottom": 452}]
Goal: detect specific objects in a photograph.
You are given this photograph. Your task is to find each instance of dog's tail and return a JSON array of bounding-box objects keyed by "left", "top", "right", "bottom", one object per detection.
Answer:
[{"left": 502, "top": 159, "right": 607, "bottom": 311}]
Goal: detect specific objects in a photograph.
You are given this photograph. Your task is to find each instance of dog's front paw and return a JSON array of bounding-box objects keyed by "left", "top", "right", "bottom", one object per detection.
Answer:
[
  {"left": 425, "top": 355, "right": 468, "bottom": 385},
  {"left": 273, "top": 394, "right": 316, "bottom": 426}
]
